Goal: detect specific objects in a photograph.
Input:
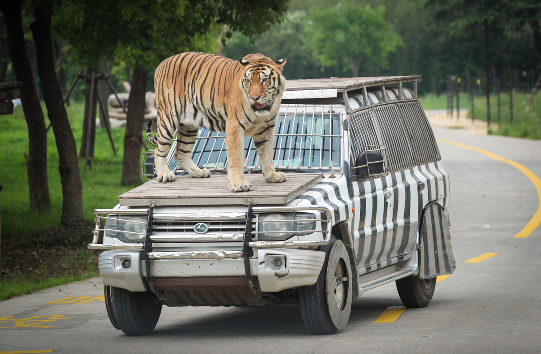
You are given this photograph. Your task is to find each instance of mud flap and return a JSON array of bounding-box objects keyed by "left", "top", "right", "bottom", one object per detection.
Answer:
[{"left": 418, "top": 202, "right": 456, "bottom": 279}]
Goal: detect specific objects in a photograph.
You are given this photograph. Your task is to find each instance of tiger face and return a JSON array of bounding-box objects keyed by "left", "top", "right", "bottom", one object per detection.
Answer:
[{"left": 240, "top": 57, "right": 286, "bottom": 117}]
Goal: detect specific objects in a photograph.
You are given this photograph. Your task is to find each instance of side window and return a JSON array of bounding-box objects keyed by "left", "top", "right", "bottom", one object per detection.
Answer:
[
  {"left": 372, "top": 104, "right": 415, "bottom": 173},
  {"left": 396, "top": 101, "right": 441, "bottom": 164},
  {"left": 348, "top": 100, "right": 441, "bottom": 181},
  {"left": 348, "top": 109, "right": 387, "bottom": 180}
]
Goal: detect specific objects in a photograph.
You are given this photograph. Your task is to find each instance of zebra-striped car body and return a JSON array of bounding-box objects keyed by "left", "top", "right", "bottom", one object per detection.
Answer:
[{"left": 93, "top": 76, "right": 455, "bottom": 335}]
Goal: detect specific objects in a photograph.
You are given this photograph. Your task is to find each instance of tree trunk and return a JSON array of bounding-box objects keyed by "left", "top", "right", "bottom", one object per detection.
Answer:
[
  {"left": 80, "top": 67, "right": 98, "bottom": 159},
  {"left": 531, "top": 20, "right": 541, "bottom": 63},
  {"left": 0, "top": 57, "right": 8, "bottom": 82},
  {"left": 0, "top": 185, "right": 3, "bottom": 264},
  {"left": 121, "top": 66, "right": 147, "bottom": 186},
  {"left": 0, "top": 0, "right": 51, "bottom": 213},
  {"left": 484, "top": 20, "right": 491, "bottom": 126},
  {"left": 98, "top": 61, "right": 110, "bottom": 129},
  {"left": 53, "top": 38, "right": 69, "bottom": 106},
  {"left": 30, "top": 0, "right": 83, "bottom": 225}
]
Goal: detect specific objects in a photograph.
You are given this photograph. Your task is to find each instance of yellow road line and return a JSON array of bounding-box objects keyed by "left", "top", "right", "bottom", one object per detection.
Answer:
[
  {"left": 436, "top": 275, "right": 450, "bottom": 282},
  {"left": 438, "top": 140, "right": 541, "bottom": 239},
  {"left": 0, "top": 351, "right": 53, "bottom": 354},
  {"left": 465, "top": 253, "right": 498, "bottom": 263},
  {"left": 373, "top": 306, "right": 405, "bottom": 323}
]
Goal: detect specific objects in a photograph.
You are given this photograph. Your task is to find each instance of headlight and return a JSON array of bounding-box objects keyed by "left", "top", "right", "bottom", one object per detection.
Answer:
[
  {"left": 104, "top": 215, "right": 147, "bottom": 243},
  {"left": 257, "top": 213, "right": 316, "bottom": 241}
]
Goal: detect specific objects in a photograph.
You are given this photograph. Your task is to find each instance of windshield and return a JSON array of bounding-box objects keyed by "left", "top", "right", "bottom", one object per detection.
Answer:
[{"left": 167, "top": 105, "right": 344, "bottom": 172}]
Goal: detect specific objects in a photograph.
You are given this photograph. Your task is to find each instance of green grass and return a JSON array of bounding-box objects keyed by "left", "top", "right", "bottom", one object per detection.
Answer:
[
  {"left": 0, "top": 101, "right": 145, "bottom": 237},
  {"left": 419, "top": 93, "right": 470, "bottom": 111},
  {"left": 0, "top": 271, "right": 99, "bottom": 300},
  {"left": 420, "top": 91, "right": 541, "bottom": 139},
  {"left": 469, "top": 92, "right": 541, "bottom": 140}
]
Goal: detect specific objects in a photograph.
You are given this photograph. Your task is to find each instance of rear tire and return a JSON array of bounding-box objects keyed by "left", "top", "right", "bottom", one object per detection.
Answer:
[
  {"left": 396, "top": 276, "right": 436, "bottom": 308},
  {"left": 299, "top": 238, "right": 352, "bottom": 334},
  {"left": 111, "top": 287, "right": 162, "bottom": 336}
]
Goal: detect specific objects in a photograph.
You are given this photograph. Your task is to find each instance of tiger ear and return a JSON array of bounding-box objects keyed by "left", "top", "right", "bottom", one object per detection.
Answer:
[
  {"left": 274, "top": 58, "right": 286, "bottom": 72},
  {"left": 239, "top": 58, "right": 250, "bottom": 66}
]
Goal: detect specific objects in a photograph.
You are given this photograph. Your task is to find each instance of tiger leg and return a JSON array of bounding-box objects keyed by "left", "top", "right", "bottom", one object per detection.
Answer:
[
  {"left": 174, "top": 125, "right": 211, "bottom": 178},
  {"left": 154, "top": 115, "right": 176, "bottom": 182},
  {"left": 226, "top": 117, "right": 251, "bottom": 192},
  {"left": 253, "top": 123, "right": 286, "bottom": 183}
]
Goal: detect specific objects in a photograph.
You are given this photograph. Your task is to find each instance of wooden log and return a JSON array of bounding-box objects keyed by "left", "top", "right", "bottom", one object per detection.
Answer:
[{"left": 0, "top": 87, "right": 21, "bottom": 100}]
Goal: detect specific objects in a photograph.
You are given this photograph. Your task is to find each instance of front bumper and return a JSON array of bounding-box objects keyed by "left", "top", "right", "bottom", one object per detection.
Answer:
[{"left": 98, "top": 248, "right": 325, "bottom": 293}]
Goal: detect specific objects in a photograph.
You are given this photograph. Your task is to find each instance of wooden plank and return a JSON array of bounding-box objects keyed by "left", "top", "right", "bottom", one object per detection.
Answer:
[
  {"left": 0, "top": 87, "right": 21, "bottom": 100},
  {"left": 0, "top": 82, "right": 23, "bottom": 90},
  {"left": 118, "top": 173, "right": 323, "bottom": 206}
]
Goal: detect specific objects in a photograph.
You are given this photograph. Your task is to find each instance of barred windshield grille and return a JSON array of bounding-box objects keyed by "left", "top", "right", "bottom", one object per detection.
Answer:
[{"left": 167, "top": 105, "right": 344, "bottom": 171}]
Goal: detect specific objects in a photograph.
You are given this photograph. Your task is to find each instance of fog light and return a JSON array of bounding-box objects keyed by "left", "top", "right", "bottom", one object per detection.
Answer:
[
  {"left": 265, "top": 255, "right": 286, "bottom": 270},
  {"left": 122, "top": 259, "right": 131, "bottom": 268}
]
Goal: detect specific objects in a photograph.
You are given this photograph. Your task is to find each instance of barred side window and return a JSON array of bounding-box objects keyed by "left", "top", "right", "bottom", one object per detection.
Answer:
[{"left": 396, "top": 101, "right": 441, "bottom": 165}]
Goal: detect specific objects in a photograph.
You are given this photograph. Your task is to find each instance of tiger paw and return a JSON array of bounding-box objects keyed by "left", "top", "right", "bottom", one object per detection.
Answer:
[
  {"left": 265, "top": 171, "right": 287, "bottom": 183},
  {"left": 228, "top": 178, "right": 252, "bottom": 192},
  {"left": 189, "top": 167, "right": 211, "bottom": 178},
  {"left": 157, "top": 170, "right": 176, "bottom": 182}
]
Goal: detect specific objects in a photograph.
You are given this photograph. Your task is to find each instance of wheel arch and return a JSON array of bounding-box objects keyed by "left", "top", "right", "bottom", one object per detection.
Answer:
[
  {"left": 332, "top": 221, "right": 359, "bottom": 299},
  {"left": 417, "top": 201, "right": 456, "bottom": 279}
]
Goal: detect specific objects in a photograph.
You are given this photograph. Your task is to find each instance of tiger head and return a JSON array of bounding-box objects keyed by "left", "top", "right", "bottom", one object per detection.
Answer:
[{"left": 239, "top": 55, "right": 287, "bottom": 117}]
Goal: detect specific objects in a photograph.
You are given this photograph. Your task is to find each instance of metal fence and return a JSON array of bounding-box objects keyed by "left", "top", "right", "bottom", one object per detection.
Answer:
[{"left": 445, "top": 69, "right": 540, "bottom": 125}]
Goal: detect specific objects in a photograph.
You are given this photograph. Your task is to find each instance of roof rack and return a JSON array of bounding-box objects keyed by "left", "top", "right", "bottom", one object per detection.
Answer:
[{"left": 282, "top": 75, "right": 421, "bottom": 112}]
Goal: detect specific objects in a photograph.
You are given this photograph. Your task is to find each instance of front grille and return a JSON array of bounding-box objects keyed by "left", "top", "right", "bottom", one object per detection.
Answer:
[{"left": 152, "top": 219, "right": 253, "bottom": 235}]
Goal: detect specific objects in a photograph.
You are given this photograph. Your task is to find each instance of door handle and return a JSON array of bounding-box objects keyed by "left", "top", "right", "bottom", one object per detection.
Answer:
[{"left": 383, "top": 189, "right": 393, "bottom": 200}]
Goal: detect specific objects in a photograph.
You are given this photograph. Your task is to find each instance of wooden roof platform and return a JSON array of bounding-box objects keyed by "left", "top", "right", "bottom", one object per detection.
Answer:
[
  {"left": 285, "top": 75, "right": 421, "bottom": 92},
  {"left": 118, "top": 173, "right": 323, "bottom": 206}
]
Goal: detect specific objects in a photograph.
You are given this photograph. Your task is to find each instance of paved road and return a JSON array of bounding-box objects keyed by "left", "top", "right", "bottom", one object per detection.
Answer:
[{"left": 1, "top": 125, "right": 540, "bottom": 354}]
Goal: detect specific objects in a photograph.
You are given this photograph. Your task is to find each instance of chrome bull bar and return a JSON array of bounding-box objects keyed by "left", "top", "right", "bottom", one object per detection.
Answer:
[{"left": 88, "top": 206, "right": 332, "bottom": 259}]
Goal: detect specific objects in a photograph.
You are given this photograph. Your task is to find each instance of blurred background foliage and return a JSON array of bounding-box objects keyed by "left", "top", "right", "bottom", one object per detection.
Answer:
[{"left": 1, "top": 0, "right": 539, "bottom": 97}]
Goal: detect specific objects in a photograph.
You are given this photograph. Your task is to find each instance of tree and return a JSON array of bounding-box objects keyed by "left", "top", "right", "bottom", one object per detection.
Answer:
[
  {"left": 224, "top": 11, "right": 337, "bottom": 80},
  {"left": 304, "top": 2, "right": 402, "bottom": 77},
  {"left": 427, "top": 0, "right": 514, "bottom": 125},
  {"left": 31, "top": 0, "right": 83, "bottom": 224},
  {"left": 57, "top": 0, "right": 290, "bottom": 185},
  {"left": 0, "top": 0, "right": 51, "bottom": 213}
]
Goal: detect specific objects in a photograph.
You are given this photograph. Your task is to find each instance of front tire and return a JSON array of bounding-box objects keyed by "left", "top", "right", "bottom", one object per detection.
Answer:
[
  {"left": 104, "top": 285, "right": 120, "bottom": 330},
  {"left": 396, "top": 276, "right": 436, "bottom": 308},
  {"left": 299, "top": 238, "right": 353, "bottom": 334},
  {"left": 111, "top": 287, "right": 162, "bottom": 336}
]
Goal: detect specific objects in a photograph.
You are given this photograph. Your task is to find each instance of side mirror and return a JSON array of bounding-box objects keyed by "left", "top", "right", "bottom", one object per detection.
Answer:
[{"left": 352, "top": 151, "right": 384, "bottom": 181}]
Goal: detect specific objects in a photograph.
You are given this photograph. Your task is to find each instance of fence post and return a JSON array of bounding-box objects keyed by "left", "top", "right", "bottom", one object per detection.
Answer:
[
  {"left": 477, "top": 71, "right": 482, "bottom": 96},
  {"left": 468, "top": 71, "right": 475, "bottom": 122},
  {"left": 497, "top": 79, "right": 501, "bottom": 126},
  {"left": 456, "top": 75, "right": 460, "bottom": 120},
  {"left": 509, "top": 76, "right": 514, "bottom": 124},
  {"left": 446, "top": 75, "right": 451, "bottom": 117}
]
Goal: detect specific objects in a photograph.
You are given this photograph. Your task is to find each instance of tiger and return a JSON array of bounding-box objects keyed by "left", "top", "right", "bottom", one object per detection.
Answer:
[{"left": 146, "top": 52, "right": 287, "bottom": 192}]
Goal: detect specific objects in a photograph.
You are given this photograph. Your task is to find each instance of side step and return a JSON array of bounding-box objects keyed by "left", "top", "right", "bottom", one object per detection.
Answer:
[{"left": 359, "top": 269, "right": 414, "bottom": 296}]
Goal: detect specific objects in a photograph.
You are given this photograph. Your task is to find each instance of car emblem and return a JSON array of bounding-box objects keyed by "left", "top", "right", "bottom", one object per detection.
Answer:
[{"left": 194, "top": 223, "right": 209, "bottom": 234}]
